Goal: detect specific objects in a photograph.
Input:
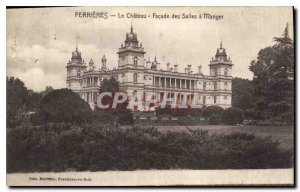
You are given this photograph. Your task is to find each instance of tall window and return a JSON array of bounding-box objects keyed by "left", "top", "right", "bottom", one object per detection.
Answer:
[
  {"left": 214, "top": 96, "right": 217, "bottom": 104},
  {"left": 224, "top": 68, "right": 228, "bottom": 76},
  {"left": 214, "top": 82, "right": 217, "bottom": 91},
  {"left": 134, "top": 73, "right": 138, "bottom": 83},
  {"left": 203, "top": 82, "right": 206, "bottom": 90},
  {"left": 133, "top": 57, "right": 138, "bottom": 66},
  {"left": 203, "top": 96, "right": 206, "bottom": 104},
  {"left": 77, "top": 70, "right": 81, "bottom": 77}
]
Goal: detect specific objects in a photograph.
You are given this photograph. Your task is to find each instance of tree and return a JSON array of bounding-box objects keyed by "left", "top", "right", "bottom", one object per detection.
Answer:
[
  {"left": 232, "top": 78, "right": 254, "bottom": 111},
  {"left": 222, "top": 107, "right": 245, "bottom": 125},
  {"left": 95, "top": 77, "right": 133, "bottom": 125},
  {"left": 6, "top": 77, "right": 39, "bottom": 127},
  {"left": 249, "top": 23, "right": 294, "bottom": 121},
  {"left": 7, "top": 77, "right": 28, "bottom": 115},
  {"left": 36, "top": 88, "right": 92, "bottom": 124},
  {"left": 96, "top": 77, "right": 128, "bottom": 111},
  {"left": 26, "top": 90, "right": 43, "bottom": 111}
]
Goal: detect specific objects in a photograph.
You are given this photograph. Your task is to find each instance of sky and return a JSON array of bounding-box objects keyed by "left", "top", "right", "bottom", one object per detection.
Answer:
[{"left": 6, "top": 7, "right": 293, "bottom": 92}]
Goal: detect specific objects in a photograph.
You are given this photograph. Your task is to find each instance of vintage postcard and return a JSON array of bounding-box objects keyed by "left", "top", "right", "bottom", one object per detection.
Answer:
[{"left": 6, "top": 6, "right": 294, "bottom": 186}]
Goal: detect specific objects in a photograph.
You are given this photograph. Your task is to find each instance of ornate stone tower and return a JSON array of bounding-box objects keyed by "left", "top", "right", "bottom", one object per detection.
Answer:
[
  {"left": 66, "top": 45, "right": 86, "bottom": 90},
  {"left": 117, "top": 24, "right": 146, "bottom": 68},
  {"left": 209, "top": 42, "right": 233, "bottom": 108},
  {"left": 209, "top": 42, "right": 233, "bottom": 77},
  {"left": 117, "top": 25, "right": 146, "bottom": 110}
]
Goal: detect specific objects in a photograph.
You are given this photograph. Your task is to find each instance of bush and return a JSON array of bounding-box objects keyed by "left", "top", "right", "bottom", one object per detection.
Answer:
[
  {"left": 222, "top": 107, "right": 245, "bottom": 125},
  {"left": 35, "top": 89, "right": 92, "bottom": 124},
  {"left": 280, "top": 112, "right": 294, "bottom": 125},
  {"left": 203, "top": 106, "right": 224, "bottom": 120},
  {"left": 246, "top": 119, "right": 288, "bottom": 126},
  {"left": 178, "top": 116, "right": 197, "bottom": 125},
  {"left": 113, "top": 110, "right": 134, "bottom": 125},
  {"left": 93, "top": 110, "right": 133, "bottom": 125},
  {"left": 7, "top": 124, "right": 293, "bottom": 173},
  {"left": 209, "top": 114, "right": 222, "bottom": 125},
  {"left": 92, "top": 111, "right": 114, "bottom": 124}
]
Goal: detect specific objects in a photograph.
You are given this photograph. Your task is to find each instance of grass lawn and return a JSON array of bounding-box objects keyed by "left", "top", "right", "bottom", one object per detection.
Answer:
[{"left": 153, "top": 125, "right": 294, "bottom": 150}]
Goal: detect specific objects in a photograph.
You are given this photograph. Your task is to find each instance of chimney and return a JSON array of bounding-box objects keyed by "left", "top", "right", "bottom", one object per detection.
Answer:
[
  {"left": 167, "top": 63, "right": 170, "bottom": 71},
  {"left": 174, "top": 65, "right": 178, "bottom": 72},
  {"left": 156, "top": 63, "right": 160, "bottom": 70},
  {"left": 101, "top": 55, "right": 107, "bottom": 71},
  {"left": 187, "top": 65, "right": 192, "bottom": 73},
  {"left": 89, "top": 59, "right": 95, "bottom": 71},
  {"left": 198, "top": 65, "right": 202, "bottom": 74}
]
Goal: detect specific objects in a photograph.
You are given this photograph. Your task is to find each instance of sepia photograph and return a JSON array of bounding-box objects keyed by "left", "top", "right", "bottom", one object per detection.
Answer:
[{"left": 6, "top": 6, "right": 294, "bottom": 186}]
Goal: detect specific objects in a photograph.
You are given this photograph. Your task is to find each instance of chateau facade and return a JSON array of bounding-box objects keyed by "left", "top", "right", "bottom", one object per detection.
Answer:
[{"left": 66, "top": 25, "right": 233, "bottom": 111}]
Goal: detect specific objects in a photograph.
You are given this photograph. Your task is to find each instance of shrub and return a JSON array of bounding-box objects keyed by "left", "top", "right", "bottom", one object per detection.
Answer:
[
  {"left": 113, "top": 110, "right": 134, "bottom": 125},
  {"left": 93, "top": 110, "right": 133, "bottom": 125},
  {"left": 7, "top": 123, "right": 293, "bottom": 173},
  {"left": 203, "top": 106, "right": 224, "bottom": 120},
  {"left": 246, "top": 119, "right": 288, "bottom": 126},
  {"left": 178, "top": 116, "right": 197, "bottom": 125},
  {"left": 36, "top": 89, "right": 93, "bottom": 124},
  {"left": 280, "top": 112, "right": 294, "bottom": 125},
  {"left": 209, "top": 114, "right": 222, "bottom": 125},
  {"left": 92, "top": 111, "right": 114, "bottom": 124},
  {"left": 222, "top": 107, "right": 245, "bottom": 125},
  {"left": 155, "top": 105, "right": 173, "bottom": 116}
]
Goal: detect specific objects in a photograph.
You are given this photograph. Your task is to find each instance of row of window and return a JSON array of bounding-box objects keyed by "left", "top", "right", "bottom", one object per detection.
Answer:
[{"left": 132, "top": 90, "right": 229, "bottom": 104}]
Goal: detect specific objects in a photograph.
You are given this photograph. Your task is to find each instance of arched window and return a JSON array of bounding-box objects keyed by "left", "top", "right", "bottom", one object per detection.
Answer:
[
  {"left": 224, "top": 68, "right": 228, "bottom": 76},
  {"left": 134, "top": 73, "right": 138, "bottom": 83},
  {"left": 214, "top": 82, "right": 217, "bottom": 91},
  {"left": 224, "top": 82, "right": 228, "bottom": 91},
  {"left": 77, "top": 70, "right": 81, "bottom": 77},
  {"left": 214, "top": 96, "right": 217, "bottom": 104},
  {"left": 133, "top": 90, "right": 137, "bottom": 97},
  {"left": 133, "top": 56, "right": 138, "bottom": 66},
  {"left": 203, "top": 82, "right": 206, "bottom": 90},
  {"left": 203, "top": 96, "right": 206, "bottom": 104}
]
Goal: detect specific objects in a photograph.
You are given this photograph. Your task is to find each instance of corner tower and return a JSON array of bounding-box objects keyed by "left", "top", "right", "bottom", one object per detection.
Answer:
[
  {"left": 66, "top": 45, "right": 86, "bottom": 90},
  {"left": 209, "top": 42, "right": 233, "bottom": 108}
]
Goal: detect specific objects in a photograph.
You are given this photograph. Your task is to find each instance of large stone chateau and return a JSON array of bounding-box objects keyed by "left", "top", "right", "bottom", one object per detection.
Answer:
[{"left": 66, "top": 25, "right": 233, "bottom": 111}]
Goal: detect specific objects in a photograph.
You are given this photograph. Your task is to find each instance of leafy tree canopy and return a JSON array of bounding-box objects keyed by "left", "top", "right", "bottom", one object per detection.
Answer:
[
  {"left": 249, "top": 23, "right": 294, "bottom": 120},
  {"left": 38, "top": 88, "right": 92, "bottom": 124}
]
